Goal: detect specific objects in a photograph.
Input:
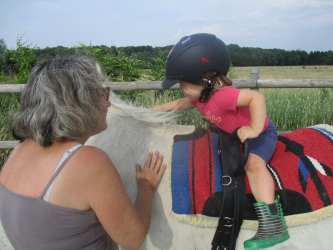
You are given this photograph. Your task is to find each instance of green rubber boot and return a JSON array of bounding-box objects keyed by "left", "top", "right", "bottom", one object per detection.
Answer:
[{"left": 244, "top": 196, "right": 290, "bottom": 249}]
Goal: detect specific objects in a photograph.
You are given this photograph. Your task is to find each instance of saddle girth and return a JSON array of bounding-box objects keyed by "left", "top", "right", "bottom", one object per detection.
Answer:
[{"left": 210, "top": 129, "right": 248, "bottom": 250}]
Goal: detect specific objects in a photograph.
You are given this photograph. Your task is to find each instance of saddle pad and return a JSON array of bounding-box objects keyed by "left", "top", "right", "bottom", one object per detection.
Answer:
[
  {"left": 170, "top": 125, "right": 333, "bottom": 227},
  {"left": 171, "top": 128, "right": 222, "bottom": 215}
]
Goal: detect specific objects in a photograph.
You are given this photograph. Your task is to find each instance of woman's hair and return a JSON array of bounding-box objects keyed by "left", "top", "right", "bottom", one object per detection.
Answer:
[{"left": 12, "top": 57, "right": 108, "bottom": 146}]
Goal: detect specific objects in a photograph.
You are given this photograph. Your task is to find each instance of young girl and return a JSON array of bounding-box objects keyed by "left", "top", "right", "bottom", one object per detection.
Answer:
[{"left": 151, "top": 33, "right": 289, "bottom": 249}]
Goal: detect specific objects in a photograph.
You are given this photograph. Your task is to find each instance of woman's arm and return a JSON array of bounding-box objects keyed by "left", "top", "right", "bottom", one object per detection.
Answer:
[
  {"left": 82, "top": 148, "right": 166, "bottom": 249},
  {"left": 236, "top": 89, "right": 267, "bottom": 142},
  {"left": 150, "top": 97, "right": 195, "bottom": 111}
]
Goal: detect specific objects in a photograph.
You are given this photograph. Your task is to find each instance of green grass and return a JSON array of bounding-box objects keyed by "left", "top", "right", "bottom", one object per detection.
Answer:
[
  {"left": 0, "top": 93, "right": 20, "bottom": 167},
  {"left": 233, "top": 65, "right": 333, "bottom": 79},
  {"left": 263, "top": 88, "right": 333, "bottom": 130}
]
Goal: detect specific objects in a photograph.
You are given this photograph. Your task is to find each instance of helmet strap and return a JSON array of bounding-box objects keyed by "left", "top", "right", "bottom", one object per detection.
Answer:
[{"left": 199, "top": 75, "right": 218, "bottom": 103}]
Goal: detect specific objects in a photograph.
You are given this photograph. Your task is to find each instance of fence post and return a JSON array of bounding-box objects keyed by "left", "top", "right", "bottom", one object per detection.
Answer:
[{"left": 250, "top": 69, "right": 260, "bottom": 92}]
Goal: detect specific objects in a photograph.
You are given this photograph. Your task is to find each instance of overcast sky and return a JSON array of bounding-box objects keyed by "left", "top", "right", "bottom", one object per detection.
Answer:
[{"left": 1, "top": 0, "right": 332, "bottom": 52}]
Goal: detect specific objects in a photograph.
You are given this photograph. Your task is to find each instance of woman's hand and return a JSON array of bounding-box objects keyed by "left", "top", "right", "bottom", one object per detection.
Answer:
[
  {"left": 237, "top": 126, "right": 261, "bottom": 143},
  {"left": 136, "top": 151, "right": 166, "bottom": 191}
]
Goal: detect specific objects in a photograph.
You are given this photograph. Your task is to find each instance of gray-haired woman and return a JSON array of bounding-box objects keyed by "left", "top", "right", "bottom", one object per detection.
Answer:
[{"left": 0, "top": 57, "right": 166, "bottom": 250}]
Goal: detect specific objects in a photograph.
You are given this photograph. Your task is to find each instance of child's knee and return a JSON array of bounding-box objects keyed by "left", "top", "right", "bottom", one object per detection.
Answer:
[{"left": 245, "top": 154, "right": 266, "bottom": 172}]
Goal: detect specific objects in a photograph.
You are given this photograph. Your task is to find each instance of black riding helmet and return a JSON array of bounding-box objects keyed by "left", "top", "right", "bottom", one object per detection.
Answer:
[{"left": 162, "top": 33, "right": 230, "bottom": 89}]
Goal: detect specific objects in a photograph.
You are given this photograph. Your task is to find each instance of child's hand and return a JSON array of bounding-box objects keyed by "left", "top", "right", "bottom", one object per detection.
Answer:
[{"left": 237, "top": 126, "right": 260, "bottom": 143}]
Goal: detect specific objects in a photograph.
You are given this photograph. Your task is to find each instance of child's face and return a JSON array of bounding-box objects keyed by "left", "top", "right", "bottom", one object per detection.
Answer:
[{"left": 179, "top": 81, "right": 204, "bottom": 101}]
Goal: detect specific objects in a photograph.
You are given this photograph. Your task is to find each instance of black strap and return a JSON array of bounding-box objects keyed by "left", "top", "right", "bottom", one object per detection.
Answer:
[{"left": 211, "top": 129, "right": 248, "bottom": 250}]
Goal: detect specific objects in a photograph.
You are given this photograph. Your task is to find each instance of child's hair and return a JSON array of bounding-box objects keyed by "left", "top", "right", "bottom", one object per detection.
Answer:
[
  {"left": 179, "top": 71, "right": 233, "bottom": 97},
  {"left": 200, "top": 71, "right": 233, "bottom": 91},
  {"left": 179, "top": 81, "right": 200, "bottom": 94}
]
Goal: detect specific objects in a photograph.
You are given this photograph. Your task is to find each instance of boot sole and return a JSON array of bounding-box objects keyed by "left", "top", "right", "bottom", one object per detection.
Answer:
[{"left": 244, "top": 231, "right": 290, "bottom": 249}]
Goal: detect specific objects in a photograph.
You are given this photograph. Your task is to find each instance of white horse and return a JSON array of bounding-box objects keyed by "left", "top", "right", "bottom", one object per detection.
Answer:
[
  {"left": 1, "top": 91, "right": 332, "bottom": 250},
  {"left": 87, "top": 92, "right": 333, "bottom": 250}
]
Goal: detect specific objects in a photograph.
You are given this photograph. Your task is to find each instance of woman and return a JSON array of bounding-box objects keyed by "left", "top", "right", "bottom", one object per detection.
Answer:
[{"left": 0, "top": 57, "right": 166, "bottom": 249}]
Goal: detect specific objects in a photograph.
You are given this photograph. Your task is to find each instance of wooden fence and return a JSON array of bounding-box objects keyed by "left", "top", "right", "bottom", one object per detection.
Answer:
[{"left": 1, "top": 69, "right": 333, "bottom": 149}]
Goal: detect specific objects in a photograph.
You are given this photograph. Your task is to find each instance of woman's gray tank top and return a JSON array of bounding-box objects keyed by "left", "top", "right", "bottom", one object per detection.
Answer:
[{"left": 0, "top": 144, "right": 117, "bottom": 250}]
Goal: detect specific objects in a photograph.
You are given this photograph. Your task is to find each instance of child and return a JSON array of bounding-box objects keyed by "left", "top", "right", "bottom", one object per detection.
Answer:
[{"left": 151, "top": 33, "right": 289, "bottom": 249}]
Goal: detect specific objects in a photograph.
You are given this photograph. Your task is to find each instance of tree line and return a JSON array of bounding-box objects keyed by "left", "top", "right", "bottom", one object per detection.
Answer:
[
  {"left": 0, "top": 36, "right": 332, "bottom": 84},
  {"left": 227, "top": 44, "right": 333, "bottom": 66}
]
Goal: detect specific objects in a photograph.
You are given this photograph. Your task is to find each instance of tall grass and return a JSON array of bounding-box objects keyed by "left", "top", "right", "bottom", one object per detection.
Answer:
[
  {"left": 263, "top": 88, "right": 333, "bottom": 130},
  {"left": 132, "top": 88, "right": 333, "bottom": 131},
  {"left": 233, "top": 65, "right": 333, "bottom": 79},
  {"left": 0, "top": 93, "right": 20, "bottom": 167}
]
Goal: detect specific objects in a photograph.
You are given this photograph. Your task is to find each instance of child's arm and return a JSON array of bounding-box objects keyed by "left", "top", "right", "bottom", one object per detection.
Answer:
[
  {"left": 150, "top": 97, "right": 195, "bottom": 111},
  {"left": 236, "top": 89, "right": 267, "bottom": 142}
]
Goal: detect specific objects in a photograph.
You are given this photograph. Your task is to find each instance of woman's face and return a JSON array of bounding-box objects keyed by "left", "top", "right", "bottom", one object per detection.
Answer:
[
  {"left": 179, "top": 81, "right": 204, "bottom": 101},
  {"left": 94, "top": 87, "right": 111, "bottom": 134}
]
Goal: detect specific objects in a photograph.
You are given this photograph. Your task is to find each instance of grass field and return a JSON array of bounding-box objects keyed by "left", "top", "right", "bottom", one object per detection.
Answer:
[
  {"left": 1, "top": 65, "right": 333, "bottom": 167},
  {"left": 234, "top": 65, "right": 333, "bottom": 130},
  {"left": 232, "top": 65, "right": 333, "bottom": 79}
]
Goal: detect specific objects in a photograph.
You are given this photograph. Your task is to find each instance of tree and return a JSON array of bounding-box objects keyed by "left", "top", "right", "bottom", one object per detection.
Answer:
[
  {"left": 14, "top": 35, "right": 38, "bottom": 83},
  {"left": 0, "top": 39, "right": 8, "bottom": 73},
  {"left": 78, "top": 42, "right": 144, "bottom": 82},
  {"left": 0, "top": 39, "right": 6, "bottom": 55},
  {"left": 325, "top": 51, "right": 333, "bottom": 65}
]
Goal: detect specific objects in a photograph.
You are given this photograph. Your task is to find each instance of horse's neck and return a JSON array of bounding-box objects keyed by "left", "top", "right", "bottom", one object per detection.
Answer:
[
  {"left": 108, "top": 120, "right": 195, "bottom": 198},
  {"left": 86, "top": 99, "right": 196, "bottom": 201}
]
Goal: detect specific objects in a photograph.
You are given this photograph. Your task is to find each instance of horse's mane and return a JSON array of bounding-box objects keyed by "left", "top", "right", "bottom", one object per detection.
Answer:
[{"left": 109, "top": 91, "right": 177, "bottom": 126}]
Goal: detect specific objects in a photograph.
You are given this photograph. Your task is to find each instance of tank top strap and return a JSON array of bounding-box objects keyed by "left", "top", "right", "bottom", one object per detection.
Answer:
[{"left": 40, "top": 144, "right": 83, "bottom": 200}]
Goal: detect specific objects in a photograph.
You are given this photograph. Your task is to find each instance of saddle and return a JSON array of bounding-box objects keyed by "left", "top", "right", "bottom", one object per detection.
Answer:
[{"left": 171, "top": 127, "right": 248, "bottom": 249}]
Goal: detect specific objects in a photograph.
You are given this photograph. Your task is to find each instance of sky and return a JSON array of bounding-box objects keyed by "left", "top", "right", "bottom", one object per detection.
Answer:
[{"left": 1, "top": 0, "right": 332, "bottom": 53}]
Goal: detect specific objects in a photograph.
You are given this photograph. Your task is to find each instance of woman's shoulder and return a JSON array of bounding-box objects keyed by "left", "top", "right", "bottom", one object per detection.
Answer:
[
  {"left": 77, "top": 145, "right": 107, "bottom": 156},
  {"left": 62, "top": 145, "right": 119, "bottom": 193},
  {"left": 69, "top": 145, "right": 115, "bottom": 175}
]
